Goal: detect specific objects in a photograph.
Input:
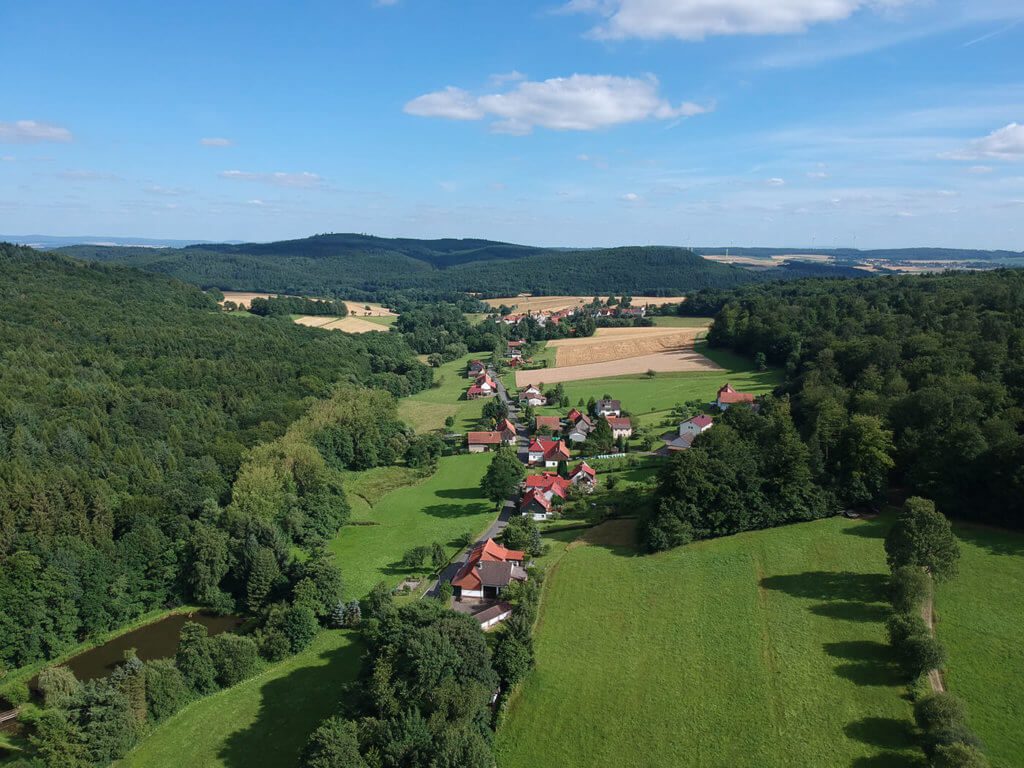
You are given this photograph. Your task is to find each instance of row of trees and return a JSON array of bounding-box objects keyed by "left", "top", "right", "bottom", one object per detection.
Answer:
[{"left": 247, "top": 296, "right": 348, "bottom": 317}]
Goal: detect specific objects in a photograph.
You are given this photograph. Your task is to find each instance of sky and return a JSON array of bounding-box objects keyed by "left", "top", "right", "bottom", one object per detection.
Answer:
[{"left": 1, "top": 0, "right": 1023, "bottom": 249}]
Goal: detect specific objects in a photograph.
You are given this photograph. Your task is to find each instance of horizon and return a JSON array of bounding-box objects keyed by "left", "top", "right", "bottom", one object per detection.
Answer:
[{"left": 3, "top": 1, "right": 1023, "bottom": 249}]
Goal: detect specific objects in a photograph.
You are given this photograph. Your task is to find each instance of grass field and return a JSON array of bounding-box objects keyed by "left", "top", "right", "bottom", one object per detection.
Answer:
[
  {"left": 495, "top": 517, "right": 921, "bottom": 768},
  {"left": 397, "top": 352, "right": 486, "bottom": 434},
  {"left": 650, "top": 315, "right": 715, "bottom": 327},
  {"left": 936, "top": 525, "right": 1024, "bottom": 768},
  {"left": 330, "top": 453, "right": 497, "bottom": 599},
  {"left": 120, "top": 453, "right": 497, "bottom": 767}
]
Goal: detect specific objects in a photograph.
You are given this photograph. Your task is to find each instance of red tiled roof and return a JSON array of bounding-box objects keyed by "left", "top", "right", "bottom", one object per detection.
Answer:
[
  {"left": 569, "top": 461, "right": 596, "bottom": 480},
  {"left": 524, "top": 472, "right": 570, "bottom": 498},
  {"left": 607, "top": 417, "right": 632, "bottom": 429},
  {"left": 687, "top": 414, "right": 714, "bottom": 428},
  {"left": 520, "top": 488, "right": 551, "bottom": 511},
  {"left": 567, "top": 408, "right": 583, "bottom": 423},
  {"left": 467, "top": 431, "right": 502, "bottom": 445},
  {"left": 498, "top": 418, "right": 517, "bottom": 435},
  {"left": 452, "top": 539, "right": 526, "bottom": 590},
  {"left": 528, "top": 437, "right": 570, "bottom": 461},
  {"left": 535, "top": 416, "right": 561, "bottom": 432},
  {"left": 717, "top": 383, "right": 755, "bottom": 404}
]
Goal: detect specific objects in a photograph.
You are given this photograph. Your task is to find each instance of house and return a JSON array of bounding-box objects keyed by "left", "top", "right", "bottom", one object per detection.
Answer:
[
  {"left": 568, "top": 461, "right": 597, "bottom": 491},
  {"left": 497, "top": 418, "right": 518, "bottom": 445},
  {"left": 534, "top": 415, "right": 561, "bottom": 435},
  {"left": 475, "top": 601, "right": 513, "bottom": 630},
  {"left": 519, "top": 385, "right": 547, "bottom": 407},
  {"left": 527, "top": 437, "right": 570, "bottom": 467},
  {"left": 467, "top": 431, "right": 503, "bottom": 453},
  {"left": 506, "top": 340, "right": 525, "bottom": 359},
  {"left": 467, "top": 360, "right": 486, "bottom": 378},
  {"left": 522, "top": 472, "right": 571, "bottom": 519},
  {"left": 716, "top": 383, "right": 756, "bottom": 410},
  {"left": 663, "top": 432, "right": 696, "bottom": 453},
  {"left": 607, "top": 416, "right": 633, "bottom": 440},
  {"left": 566, "top": 414, "right": 593, "bottom": 443},
  {"left": 519, "top": 488, "right": 555, "bottom": 520},
  {"left": 679, "top": 414, "right": 714, "bottom": 438},
  {"left": 594, "top": 399, "right": 621, "bottom": 417},
  {"left": 452, "top": 539, "right": 527, "bottom": 599},
  {"left": 468, "top": 373, "right": 497, "bottom": 400},
  {"left": 567, "top": 408, "right": 584, "bottom": 423}
]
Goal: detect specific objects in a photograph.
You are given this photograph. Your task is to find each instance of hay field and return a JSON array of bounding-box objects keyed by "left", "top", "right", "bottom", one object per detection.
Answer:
[
  {"left": 483, "top": 295, "right": 683, "bottom": 313},
  {"left": 293, "top": 315, "right": 388, "bottom": 333},
  {"left": 221, "top": 291, "right": 279, "bottom": 308},
  {"left": 515, "top": 349, "right": 722, "bottom": 386},
  {"left": 221, "top": 291, "right": 396, "bottom": 317}
]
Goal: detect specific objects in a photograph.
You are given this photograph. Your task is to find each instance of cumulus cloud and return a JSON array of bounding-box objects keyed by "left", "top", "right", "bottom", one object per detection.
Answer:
[
  {"left": 200, "top": 137, "right": 233, "bottom": 147},
  {"left": 0, "top": 120, "right": 73, "bottom": 143},
  {"left": 405, "top": 74, "right": 713, "bottom": 134},
  {"left": 563, "top": 0, "right": 911, "bottom": 41},
  {"left": 621, "top": 191, "right": 641, "bottom": 201},
  {"left": 219, "top": 170, "right": 324, "bottom": 188},
  {"left": 942, "top": 123, "right": 1024, "bottom": 161}
]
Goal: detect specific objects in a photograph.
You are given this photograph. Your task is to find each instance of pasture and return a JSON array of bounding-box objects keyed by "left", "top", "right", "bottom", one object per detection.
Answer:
[
  {"left": 397, "top": 352, "right": 486, "bottom": 434},
  {"left": 935, "top": 524, "right": 1024, "bottom": 767},
  {"left": 495, "top": 517, "right": 920, "bottom": 768}
]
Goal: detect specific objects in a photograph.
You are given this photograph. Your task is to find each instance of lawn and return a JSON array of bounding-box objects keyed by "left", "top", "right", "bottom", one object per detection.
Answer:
[
  {"left": 330, "top": 452, "right": 498, "bottom": 599},
  {"left": 119, "top": 453, "right": 498, "bottom": 768},
  {"left": 119, "top": 630, "right": 363, "bottom": 768},
  {"left": 649, "top": 315, "right": 715, "bottom": 327},
  {"left": 935, "top": 524, "right": 1024, "bottom": 768},
  {"left": 397, "top": 352, "right": 486, "bottom": 434},
  {"left": 495, "top": 516, "right": 921, "bottom": 768}
]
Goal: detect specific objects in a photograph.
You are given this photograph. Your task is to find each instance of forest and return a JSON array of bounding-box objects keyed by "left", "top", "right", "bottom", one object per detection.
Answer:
[
  {"left": 0, "top": 244, "right": 431, "bottom": 670},
  {"left": 646, "top": 270, "right": 1024, "bottom": 549},
  {"left": 58, "top": 234, "right": 859, "bottom": 302}
]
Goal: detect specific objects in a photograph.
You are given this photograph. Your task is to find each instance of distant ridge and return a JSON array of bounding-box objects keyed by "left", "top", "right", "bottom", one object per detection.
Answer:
[{"left": 3, "top": 233, "right": 243, "bottom": 249}]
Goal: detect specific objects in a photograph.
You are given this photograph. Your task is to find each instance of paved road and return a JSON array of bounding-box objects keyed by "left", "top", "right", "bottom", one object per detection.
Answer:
[{"left": 424, "top": 367, "right": 529, "bottom": 598}]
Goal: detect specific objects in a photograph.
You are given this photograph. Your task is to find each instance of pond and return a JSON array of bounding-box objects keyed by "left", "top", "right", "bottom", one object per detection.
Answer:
[{"left": 36, "top": 611, "right": 243, "bottom": 685}]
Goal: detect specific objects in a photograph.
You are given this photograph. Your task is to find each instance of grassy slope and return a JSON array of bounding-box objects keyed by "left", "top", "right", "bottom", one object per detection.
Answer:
[
  {"left": 936, "top": 525, "right": 1024, "bottom": 768},
  {"left": 120, "top": 453, "right": 496, "bottom": 768},
  {"left": 397, "top": 352, "right": 485, "bottom": 434},
  {"left": 649, "top": 315, "right": 714, "bottom": 327},
  {"left": 330, "top": 453, "right": 496, "bottom": 599},
  {"left": 495, "top": 517, "right": 921, "bottom": 768}
]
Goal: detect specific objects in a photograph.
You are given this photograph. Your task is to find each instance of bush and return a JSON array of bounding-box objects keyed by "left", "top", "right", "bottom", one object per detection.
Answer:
[
  {"left": 931, "top": 743, "right": 990, "bottom": 768},
  {"left": 0, "top": 679, "right": 30, "bottom": 708},
  {"left": 493, "top": 635, "right": 532, "bottom": 687},
  {"left": 144, "top": 658, "right": 190, "bottom": 722},
  {"left": 300, "top": 716, "right": 365, "bottom": 768},
  {"left": 886, "top": 612, "right": 928, "bottom": 647},
  {"left": 914, "top": 693, "right": 968, "bottom": 733},
  {"left": 401, "top": 545, "right": 432, "bottom": 568},
  {"left": 364, "top": 581, "right": 395, "bottom": 621},
  {"left": 280, "top": 605, "right": 319, "bottom": 653},
  {"left": 900, "top": 633, "right": 947, "bottom": 679},
  {"left": 889, "top": 566, "right": 931, "bottom": 613},
  {"left": 37, "top": 666, "right": 79, "bottom": 709},
  {"left": 175, "top": 621, "right": 219, "bottom": 695},
  {"left": 211, "top": 634, "right": 260, "bottom": 687},
  {"left": 258, "top": 627, "right": 292, "bottom": 662}
]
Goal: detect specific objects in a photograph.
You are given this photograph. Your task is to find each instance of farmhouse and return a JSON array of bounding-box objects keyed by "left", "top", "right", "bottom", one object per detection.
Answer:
[
  {"left": 534, "top": 415, "right": 562, "bottom": 435},
  {"left": 519, "top": 385, "right": 547, "bottom": 407},
  {"left": 716, "top": 383, "right": 756, "bottom": 410},
  {"left": 567, "top": 413, "right": 593, "bottom": 443},
  {"left": 607, "top": 416, "right": 633, "bottom": 439},
  {"left": 594, "top": 399, "right": 622, "bottom": 417},
  {"left": 466, "top": 431, "right": 502, "bottom": 453},
  {"left": 521, "top": 472, "right": 572, "bottom": 519},
  {"left": 528, "top": 437, "right": 570, "bottom": 467},
  {"left": 497, "top": 418, "right": 518, "bottom": 445},
  {"left": 452, "top": 539, "right": 527, "bottom": 599},
  {"left": 506, "top": 340, "right": 525, "bottom": 359},
  {"left": 679, "top": 413, "right": 714, "bottom": 437},
  {"left": 568, "top": 461, "right": 597, "bottom": 491},
  {"left": 467, "top": 373, "right": 497, "bottom": 400},
  {"left": 467, "top": 360, "right": 486, "bottom": 377}
]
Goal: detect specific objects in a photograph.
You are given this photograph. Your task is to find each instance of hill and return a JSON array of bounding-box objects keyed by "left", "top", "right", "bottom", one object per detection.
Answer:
[{"left": 57, "top": 233, "right": 838, "bottom": 301}]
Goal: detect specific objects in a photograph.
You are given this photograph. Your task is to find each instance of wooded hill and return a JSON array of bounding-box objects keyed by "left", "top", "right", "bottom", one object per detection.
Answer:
[{"left": 58, "top": 233, "right": 857, "bottom": 301}]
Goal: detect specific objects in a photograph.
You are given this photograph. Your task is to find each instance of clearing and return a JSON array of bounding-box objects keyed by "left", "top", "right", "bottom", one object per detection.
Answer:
[
  {"left": 495, "top": 516, "right": 920, "bottom": 768},
  {"left": 397, "top": 352, "right": 487, "bottom": 434},
  {"left": 120, "top": 455, "right": 497, "bottom": 768},
  {"left": 547, "top": 326, "right": 709, "bottom": 367},
  {"left": 293, "top": 315, "right": 388, "bottom": 334},
  {"left": 484, "top": 295, "right": 682, "bottom": 314},
  {"left": 935, "top": 524, "right": 1024, "bottom": 767},
  {"left": 220, "top": 291, "right": 397, "bottom": 317}
]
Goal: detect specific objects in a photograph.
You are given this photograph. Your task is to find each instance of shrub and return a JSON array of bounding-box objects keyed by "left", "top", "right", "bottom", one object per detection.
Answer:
[
  {"left": 364, "top": 581, "right": 395, "bottom": 621},
  {"left": 144, "top": 658, "right": 190, "bottom": 722},
  {"left": 931, "top": 743, "right": 990, "bottom": 768},
  {"left": 281, "top": 605, "right": 319, "bottom": 653},
  {"left": 37, "top": 666, "right": 79, "bottom": 709},
  {"left": 301, "top": 716, "right": 365, "bottom": 768},
  {"left": 889, "top": 566, "right": 931, "bottom": 614},
  {"left": 493, "top": 635, "right": 532, "bottom": 687},
  {"left": 258, "top": 627, "right": 292, "bottom": 662},
  {"left": 886, "top": 612, "right": 928, "bottom": 647},
  {"left": 211, "top": 634, "right": 260, "bottom": 687},
  {"left": 900, "top": 633, "right": 947, "bottom": 679},
  {"left": 401, "top": 545, "right": 432, "bottom": 568},
  {"left": 175, "top": 622, "right": 219, "bottom": 695},
  {"left": 0, "top": 679, "right": 30, "bottom": 708},
  {"left": 914, "top": 693, "right": 968, "bottom": 733}
]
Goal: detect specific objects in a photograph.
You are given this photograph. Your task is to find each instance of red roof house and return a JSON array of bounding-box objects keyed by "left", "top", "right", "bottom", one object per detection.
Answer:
[
  {"left": 452, "top": 539, "right": 527, "bottom": 598},
  {"left": 534, "top": 415, "right": 562, "bottom": 434},
  {"left": 467, "top": 431, "right": 502, "bottom": 452},
  {"left": 716, "top": 383, "right": 756, "bottom": 409},
  {"left": 568, "top": 461, "right": 597, "bottom": 488},
  {"left": 527, "top": 438, "right": 570, "bottom": 467},
  {"left": 607, "top": 416, "right": 633, "bottom": 438}
]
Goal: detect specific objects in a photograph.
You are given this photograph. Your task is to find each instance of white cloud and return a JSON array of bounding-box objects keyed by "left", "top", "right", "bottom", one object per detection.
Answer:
[
  {"left": 621, "top": 191, "right": 641, "bottom": 201},
  {"left": 767, "top": 177, "right": 786, "bottom": 186},
  {"left": 942, "top": 123, "right": 1024, "bottom": 161},
  {"left": 405, "top": 74, "right": 713, "bottom": 134},
  {"left": 563, "top": 0, "right": 914, "bottom": 41},
  {"left": 0, "top": 120, "right": 73, "bottom": 144},
  {"left": 219, "top": 170, "right": 324, "bottom": 188},
  {"left": 490, "top": 70, "right": 527, "bottom": 86},
  {"left": 200, "top": 137, "right": 233, "bottom": 147},
  {"left": 966, "top": 165, "right": 993, "bottom": 174}
]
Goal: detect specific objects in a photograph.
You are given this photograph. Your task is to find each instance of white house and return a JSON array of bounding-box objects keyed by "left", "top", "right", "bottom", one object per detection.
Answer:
[
  {"left": 594, "top": 399, "right": 621, "bottom": 417},
  {"left": 519, "top": 385, "right": 547, "bottom": 407},
  {"left": 679, "top": 414, "right": 714, "bottom": 438},
  {"left": 607, "top": 417, "right": 633, "bottom": 440}
]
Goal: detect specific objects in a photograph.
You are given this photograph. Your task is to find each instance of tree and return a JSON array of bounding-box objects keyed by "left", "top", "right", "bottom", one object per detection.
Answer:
[
  {"left": 444, "top": 415, "right": 455, "bottom": 431},
  {"left": 279, "top": 605, "right": 319, "bottom": 653},
  {"left": 406, "top": 434, "right": 444, "bottom": 469},
  {"left": 246, "top": 547, "right": 280, "bottom": 613},
  {"left": 37, "top": 665, "right": 79, "bottom": 709},
  {"left": 431, "top": 542, "right": 447, "bottom": 570},
  {"left": 837, "top": 414, "right": 894, "bottom": 506},
  {"left": 300, "top": 717, "right": 367, "bottom": 768},
  {"left": 364, "top": 581, "right": 395, "bottom": 621},
  {"left": 502, "top": 516, "right": 543, "bottom": 557},
  {"left": 211, "top": 634, "right": 260, "bottom": 687},
  {"left": 175, "top": 622, "right": 218, "bottom": 695},
  {"left": 493, "top": 634, "right": 532, "bottom": 686},
  {"left": 889, "top": 566, "right": 931, "bottom": 613},
  {"left": 143, "top": 658, "right": 189, "bottom": 722},
  {"left": 401, "top": 545, "right": 432, "bottom": 568},
  {"left": 885, "top": 497, "right": 961, "bottom": 580},
  {"left": 931, "top": 743, "right": 990, "bottom": 768},
  {"left": 585, "top": 418, "right": 615, "bottom": 454},
  {"left": 481, "top": 447, "right": 525, "bottom": 504},
  {"left": 292, "top": 577, "right": 322, "bottom": 614}
]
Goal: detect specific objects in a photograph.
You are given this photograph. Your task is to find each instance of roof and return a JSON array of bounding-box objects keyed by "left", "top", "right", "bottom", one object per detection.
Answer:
[
  {"left": 685, "top": 414, "right": 714, "bottom": 428},
  {"left": 535, "top": 416, "right": 561, "bottom": 431},
  {"left": 467, "top": 431, "right": 502, "bottom": 445},
  {"left": 596, "top": 399, "right": 621, "bottom": 411},
  {"left": 567, "top": 408, "right": 583, "bottom": 422},
  {"left": 468, "top": 359, "right": 485, "bottom": 368},
  {"left": 717, "top": 383, "right": 755, "bottom": 404},
  {"left": 569, "top": 461, "right": 596, "bottom": 480},
  {"left": 520, "top": 488, "right": 551, "bottom": 511},
  {"left": 524, "top": 472, "right": 571, "bottom": 498},
  {"left": 475, "top": 373, "right": 495, "bottom": 387},
  {"left": 664, "top": 433, "right": 696, "bottom": 451},
  {"left": 520, "top": 385, "right": 542, "bottom": 396},
  {"left": 528, "top": 437, "right": 570, "bottom": 461},
  {"left": 607, "top": 417, "right": 632, "bottom": 429},
  {"left": 474, "top": 602, "right": 513, "bottom": 625},
  {"left": 452, "top": 539, "right": 526, "bottom": 590},
  {"left": 507, "top": 340, "right": 525, "bottom": 347}
]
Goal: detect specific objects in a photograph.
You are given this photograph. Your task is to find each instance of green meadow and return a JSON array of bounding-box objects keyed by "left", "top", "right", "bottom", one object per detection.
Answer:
[
  {"left": 495, "top": 517, "right": 921, "bottom": 768},
  {"left": 397, "top": 352, "right": 486, "bottom": 433},
  {"left": 936, "top": 525, "right": 1024, "bottom": 768}
]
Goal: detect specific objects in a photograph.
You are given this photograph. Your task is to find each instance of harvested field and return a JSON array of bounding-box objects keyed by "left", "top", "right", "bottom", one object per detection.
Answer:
[
  {"left": 515, "top": 348, "right": 721, "bottom": 386},
  {"left": 293, "top": 315, "right": 388, "bottom": 333},
  {"left": 548, "top": 327, "right": 707, "bottom": 367},
  {"left": 221, "top": 291, "right": 280, "bottom": 307},
  {"left": 221, "top": 291, "right": 397, "bottom": 317},
  {"left": 483, "top": 295, "right": 682, "bottom": 314}
]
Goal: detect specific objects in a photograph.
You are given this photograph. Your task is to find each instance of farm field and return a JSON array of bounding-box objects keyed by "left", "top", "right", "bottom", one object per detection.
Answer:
[
  {"left": 330, "top": 452, "right": 496, "bottom": 599},
  {"left": 221, "top": 291, "right": 397, "bottom": 317},
  {"left": 548, "top": 326, "right": 709, "bottom": 367},
  {"left": 397, "top": 352, "right": 486, "bottom": 434},
  {"left": 484, "top": 295, "right": 683, "bottom": 314},
  {"left": 120, "top": 453, "right": 497, "bottom": 768},
  {"left": 495, "top": 517, "right": 920, "bottom": 768},
  {"left": 293, "top": 314, "right": 387, "bottom": 333},
  {"left": 649, "top": 315, "right": 715, "bottom": 327},
  {"left": 935, "top": 524, "right": 1024, "bottom": 768}
]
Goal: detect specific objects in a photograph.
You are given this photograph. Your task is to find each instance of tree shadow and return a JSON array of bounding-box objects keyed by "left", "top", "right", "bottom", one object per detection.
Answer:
[
  {"left": 809, "top": 601, "right": 891, "bottom": 623},
  {"left": 434, "top": 487, "right": 487, "bottom": 500},
  {"left": 844, "top": 717, "right": 917, "bottom": 749},
  {"left": 842, "top": 520, "right": 891, "bottom": 539},
  {"left": 218, "top": 631, "right": 365, "bottom": 768},
  {"left": 952, "top": 522, "right": 1024, "bottom": 557},
  {"left": 759, "top": 571, "right": 888, "bottom": 602},
  {"left": 850, "top": 752, "right": 925, "bottom": 768},
  {"left": 421, "top": 502, "right": 491, "bottom": 519},
  {"left": 824, "top": 641, "right": 904, "bottom": 687}
]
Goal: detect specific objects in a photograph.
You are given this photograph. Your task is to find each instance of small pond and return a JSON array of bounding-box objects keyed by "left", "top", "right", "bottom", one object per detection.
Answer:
[{"left": 34, "top": 611, "right": 243, "bottom": 686}]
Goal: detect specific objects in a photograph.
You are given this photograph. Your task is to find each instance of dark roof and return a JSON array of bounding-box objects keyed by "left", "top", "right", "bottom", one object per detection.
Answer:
[
  {"left": 477, "top": 561, "right": 515, "bottom": 587},
  {"left": 596, "top": 399, "right": 621, "bottom": 410},
  {"left": 474, "top": 602, "right": 513, "bottom": 624}
]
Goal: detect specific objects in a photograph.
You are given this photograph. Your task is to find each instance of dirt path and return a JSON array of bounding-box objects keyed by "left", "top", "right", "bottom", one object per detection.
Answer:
[{"left": 921, "top": 586, "right": 946, "bottom": 693}]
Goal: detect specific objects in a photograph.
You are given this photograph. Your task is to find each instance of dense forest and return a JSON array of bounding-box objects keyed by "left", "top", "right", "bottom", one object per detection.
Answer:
[
  {"left": 0, "top": 244, "right": 431, "bottom": 670},
  {"left": 646, "top": 270, "right": 1024, "bottom": 549},
  {"left": 58, "top": 234, "right": 862, "bottom": 301}
]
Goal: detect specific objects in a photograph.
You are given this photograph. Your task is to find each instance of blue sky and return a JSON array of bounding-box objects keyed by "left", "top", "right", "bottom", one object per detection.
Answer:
[{"left": 2, "top": 0, "right": 1022, "bottom": 249}]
